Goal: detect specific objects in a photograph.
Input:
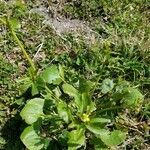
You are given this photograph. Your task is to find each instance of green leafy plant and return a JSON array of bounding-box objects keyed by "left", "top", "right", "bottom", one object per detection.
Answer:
[
  {"left": 18, "top": 63, "right": 144, "bottom": 150},
  {"left": 19, "top": 65, "right": 128, "bottom": 150},
  {"left": 0, "top": 5, "right": 146, "bottom": 149}
]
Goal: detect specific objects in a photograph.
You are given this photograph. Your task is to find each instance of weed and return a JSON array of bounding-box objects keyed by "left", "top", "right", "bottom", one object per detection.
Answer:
[{"left": 0, "top": 0, "right": 149, "bottom": 149}]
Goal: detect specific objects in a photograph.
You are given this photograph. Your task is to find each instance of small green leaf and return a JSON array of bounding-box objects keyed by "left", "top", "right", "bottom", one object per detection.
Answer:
[
  {"left": 57, "top": 101, "right": 71, "bottom": 123},
  {"left": 86, "top": 124, "right": 109, "bottom": 135},
  {"left": 41, "top": 65, "right": 61, "bottom": 84},
  {"left": 100, "top": 130, "right": 126, "bottom": 147},
  {"left": 90, "top": 118, "right": 111, "bottom": 124},
  {"left": 21, "top": 126, "right": 49, "bottom": 150},
  {"left": 20, "top": 98, "right": 45, "bottom": 124},
  {"left": 101, "top": 79, "right": 114, "bottom": 94},
  {"left": 68, "top": 128, "right": 85, "bottom": 149}
]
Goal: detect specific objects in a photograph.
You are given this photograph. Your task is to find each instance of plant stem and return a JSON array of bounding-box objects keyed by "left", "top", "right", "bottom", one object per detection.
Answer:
[
  {"left": 45, "top": 86, "right": 60, "bottom": 102},
  {"left": 5, "top": 17, "right": 36, "bottom": 72},
  {"left": 0, "top": 18, "right": 6, "bottom": 25}
]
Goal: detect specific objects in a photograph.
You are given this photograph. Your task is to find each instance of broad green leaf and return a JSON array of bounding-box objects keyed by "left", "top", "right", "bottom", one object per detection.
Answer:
[
  {"left": 79, "top": 92, "right": 91, "bottom": 113},
  {"left": 57, "top": 101, "right": 71, "bottom": 123},
  {"left": 41, "top": 65, "right": 61, "bottom": 84},
  {"left": 122, "top": 87, "right": 143, "bottom": 110},
  {"left": 62, "top": 83, "right": 81, "bottom": 108},
  {"left": 62, "top": 83, "right": 78, "bottom": 97},
  {"left": 101, "top": 79, "right": 114, "bottom": 94},
  {"left": 90, "top": 118, "right": 111, "bottom": 124},
  {"left": 20, "top": 98, "right": 45, "bottom": 124},
  {"left": 68, "top": 128, "right": 85, "bottom": 149},
  {"left": 100, "top": 130, "right": 126, "bottom": 147},
  {"left": 62, "top": 83, "right": 94, "bottom": 113},
  {"left": 10, "top": 18, "right": 21, "bottom": 30},
  {"left": 86, "top": 124, "right": 109, "bottom": 135},
  {"left": 21, "top": 126, "right": 49, "bottom": 150}
]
